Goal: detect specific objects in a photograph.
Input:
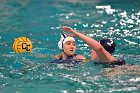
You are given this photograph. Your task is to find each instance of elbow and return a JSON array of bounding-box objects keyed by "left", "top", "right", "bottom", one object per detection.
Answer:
[{"left": 96, "top": 45, "right": 104, "bottom": 52}]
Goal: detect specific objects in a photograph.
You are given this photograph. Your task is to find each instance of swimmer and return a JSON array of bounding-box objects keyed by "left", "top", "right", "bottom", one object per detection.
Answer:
[
  {"left": 61, "top": 26, "right": 125, "bottom": 66},
  {"left": 54, "top": 33, "right": 86, "bottom": 64}
]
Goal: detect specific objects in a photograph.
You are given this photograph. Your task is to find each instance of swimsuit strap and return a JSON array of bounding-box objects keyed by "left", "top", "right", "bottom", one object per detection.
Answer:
[{"left": 51, "top": 54, "right": 79, "bottom": 64}]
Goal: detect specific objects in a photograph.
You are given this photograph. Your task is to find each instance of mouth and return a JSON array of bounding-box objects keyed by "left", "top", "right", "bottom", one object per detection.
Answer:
[{"left": 69, "top": 50, "right": 74, "bottom": 52}]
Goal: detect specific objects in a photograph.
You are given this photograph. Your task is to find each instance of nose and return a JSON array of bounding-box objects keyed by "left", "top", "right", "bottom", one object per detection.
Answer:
[{"left": 70, "top": 44, "right": 75, "bottom": 49}]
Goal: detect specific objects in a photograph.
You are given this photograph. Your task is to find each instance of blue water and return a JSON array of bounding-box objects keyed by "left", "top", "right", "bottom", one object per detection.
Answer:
[{"left": 0, "top": 0, "right": 140, "bottom": 93}]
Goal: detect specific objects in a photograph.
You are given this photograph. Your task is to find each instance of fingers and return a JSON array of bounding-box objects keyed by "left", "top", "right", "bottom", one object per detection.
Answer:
[
  {"left": 61, "top": 26, "right": 73, "bottom": 32},
  {"left": 61, "top": 26, "right": 70, "bottom": 29},
  {"left": 61, "top": 26, "right": 68, "bottom": 29},
  {"left": 61, "top": 26, "right": 67, "bottom": 30},
  {"left": 66, "top": 34, "right": 76, "bottom": 37}
]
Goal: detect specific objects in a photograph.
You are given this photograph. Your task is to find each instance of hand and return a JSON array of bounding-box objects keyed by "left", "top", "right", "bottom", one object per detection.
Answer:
[
  {"left": 61, "top": 26, "right": 74, "bottom": 33},
  {"left": 73, "top": 55, "right": 87, "bottom": 63},
  {"left": 66, "top": 33, "right": 76, "bottom": 37}
]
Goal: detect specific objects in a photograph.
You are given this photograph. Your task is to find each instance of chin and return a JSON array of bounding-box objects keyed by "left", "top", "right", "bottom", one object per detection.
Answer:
[{"left": 68, "top": 53, "right": 74, "bottom": 56}]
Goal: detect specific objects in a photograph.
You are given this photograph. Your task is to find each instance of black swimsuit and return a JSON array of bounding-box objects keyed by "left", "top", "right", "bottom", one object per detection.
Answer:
[
  {"left": 94, "top": 59, "right": 125, "bottom": 68},
  {"left": 51, "top": 54, "right": 81, "bottom": 64}
]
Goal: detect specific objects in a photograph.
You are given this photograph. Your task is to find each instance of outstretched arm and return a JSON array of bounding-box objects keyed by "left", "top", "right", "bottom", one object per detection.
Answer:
[{"left": 61, "top": 26, "right": 117, "bottom": 63}]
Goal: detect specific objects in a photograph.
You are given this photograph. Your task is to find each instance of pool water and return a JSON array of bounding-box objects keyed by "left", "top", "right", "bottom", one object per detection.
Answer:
[{"left": 0, "top": 0, "right": 140, "bottom": 93}]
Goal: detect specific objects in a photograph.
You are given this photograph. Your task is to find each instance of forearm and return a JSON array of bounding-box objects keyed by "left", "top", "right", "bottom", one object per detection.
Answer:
[
  {"left": 71, "top": 29, "right": 103, "bottom": 51},
  {"left": 74, "top": 32, "right": 117, "bottom": 62}
]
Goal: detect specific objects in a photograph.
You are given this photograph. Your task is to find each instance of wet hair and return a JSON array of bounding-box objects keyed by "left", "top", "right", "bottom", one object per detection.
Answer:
[{"left": 99, "top": 39, "right": 116, "bottom": 54}]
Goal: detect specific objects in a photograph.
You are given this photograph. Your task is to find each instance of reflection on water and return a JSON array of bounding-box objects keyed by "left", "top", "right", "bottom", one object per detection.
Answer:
[{"left": 0, "top": 0, "right": 140, "bottom": 93}]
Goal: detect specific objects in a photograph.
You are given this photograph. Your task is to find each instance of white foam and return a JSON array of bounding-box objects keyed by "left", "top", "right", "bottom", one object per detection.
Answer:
[
  {"left": 129, "top": 77, "right": 140, "bottom": 82},
  {"left": 82, "top": 23, "right": 88, "bottom": 27},
  {"left": 102, "top": 21, "right": 107, "bottom": 24},
  {"left": 127, "top": 19, "right": 134, "bottom": 24},
  {"left": 94, "top": 24, "right": 100, "bottom": 27},
  {"left": 60, "top": 90, "right": 68, "bottom": 93},
  {"left": 136, "top": 11, "right": 140, "bottom": 15},
  {"left": 120, "top": 11, "right": 127, "bottom": 18},
  {"left": 65, "top": 16, "right": 69, "bottom": 19},
  {"left": 76, "top": 89, "right": 84, "bottom": 93},
  {"left": 105, "top": 8, "right": 116, "bottom": 14},
  {"left": 96, "top": 5, "right": 111, "bottom": 9},
  {"left": 137, "top": 19, "right": 140, "bottom": 23},
  {"left": 109, "top": 87, "right": 137, "bottom": 92},
  {"left": 86, "top": 13, "right": 89, "bottom": 16},
  {"left": 96, "top": 5, "right": 115, "bottom": 14},
  {"left": 124, "top": 39, "right": 137, "bottom": 45},
  {"left": 51, "top": 27, "right": 54, "bottom": 29}
]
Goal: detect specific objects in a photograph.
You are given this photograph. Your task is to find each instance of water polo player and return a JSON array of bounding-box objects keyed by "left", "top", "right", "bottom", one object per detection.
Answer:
[{"left": 52, "top": 33, "right": 86, "bottom": 64}]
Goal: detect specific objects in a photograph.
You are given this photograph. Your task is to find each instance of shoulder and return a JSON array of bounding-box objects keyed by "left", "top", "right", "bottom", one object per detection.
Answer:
[
  {"left": 74, "top": 55, "right": 86, "bottom": 60},
  {"left": 55, "top": 54, "right": 62, "bottom": 59}
]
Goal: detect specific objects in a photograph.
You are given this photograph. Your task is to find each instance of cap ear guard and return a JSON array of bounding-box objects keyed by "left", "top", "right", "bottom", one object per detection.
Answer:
[
  {"left": 99, "top": 39, "right": 116, "bottom": 54},
  {"left": 58, "top": 33, "right": 67, "bottom": 50},
  {"left": 58, "top": 41, "right": 63, "bottom": 50}
]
